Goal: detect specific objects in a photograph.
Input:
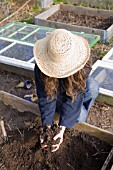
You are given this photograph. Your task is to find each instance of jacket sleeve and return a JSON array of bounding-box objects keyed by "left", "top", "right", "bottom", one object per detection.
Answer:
[
  {"left": 34, "top": 65, "right": 57, "bottom": 126},
  {"left": 59, "top": 92, "right": 83, "bottom": 128}
]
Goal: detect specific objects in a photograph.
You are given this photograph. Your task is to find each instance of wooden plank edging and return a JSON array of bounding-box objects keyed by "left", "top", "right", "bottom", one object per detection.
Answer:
[
  {"left": 0, "top": 90, "right": 39, "bottom": 115},
  {"left": 0, "top": 91, "right": 113, "bottom": 146},
  {"left": 74, "top": 122, "right": 113, "bottom": 146},
  {"left": 101, "top": 148, "right": 113, "bottom": 170},
  {"left": 34, "top": 4, "right": 113, "bottom": 42}
]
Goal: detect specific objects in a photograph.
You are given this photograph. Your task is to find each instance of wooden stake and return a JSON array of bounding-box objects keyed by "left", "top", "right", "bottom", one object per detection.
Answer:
[
  {"left": 0, "top": 119, "right": 7, "bottom": 139},
  {"left": 101, "top": 148, "right": 113, "bottom": 170}
]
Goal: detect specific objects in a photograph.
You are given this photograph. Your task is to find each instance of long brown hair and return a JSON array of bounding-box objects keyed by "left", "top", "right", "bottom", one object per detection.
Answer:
[{"left": 40, "top": 60, "right": 91, "bottom": 101}]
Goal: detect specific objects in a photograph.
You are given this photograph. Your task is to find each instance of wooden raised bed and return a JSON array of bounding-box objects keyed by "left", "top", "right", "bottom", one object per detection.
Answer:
[
  {"left": 101, "top": 148, "right": 113, "bottom": 170},
  {"left": 0, "top": 90, "right": 113, "bottom": 147},
  {"left": 64, "top": 0, "right": 113, "bottom": 9},
  {"left": 34, "top": 4, "right": 113, "bottom": 43}
]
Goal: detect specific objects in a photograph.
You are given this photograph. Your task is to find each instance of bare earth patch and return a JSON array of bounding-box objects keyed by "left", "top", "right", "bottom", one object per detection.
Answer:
[
  {"left": 48, "top": 10, "right": 113, "bottom": 29},
  {"left": 0, "top": 102, "right": 112, "bottom": 170}
]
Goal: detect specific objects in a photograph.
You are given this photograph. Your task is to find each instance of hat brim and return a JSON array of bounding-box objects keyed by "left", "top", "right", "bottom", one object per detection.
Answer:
[{"left": 34, "top": 34, "right": 90, "bottom": 78}]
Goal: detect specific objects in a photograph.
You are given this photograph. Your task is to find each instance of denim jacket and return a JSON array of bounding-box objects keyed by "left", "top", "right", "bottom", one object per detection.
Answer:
[{"left": 34, "top": 64, "right": 89, "bottom": 128}]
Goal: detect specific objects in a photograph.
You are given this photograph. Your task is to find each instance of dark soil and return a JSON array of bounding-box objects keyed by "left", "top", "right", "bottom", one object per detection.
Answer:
[
  {"left": 48, "top": 10, "right": 113, "bottom": 30},
  {"left": 0, "top": 101, "right": 38, "bottom": 131},
  {"left": 91, "top": 43, "right": 111, "bottom": 64},
  {"left": 0, "top": 70, "right": 113, "bottom": 133},
  {"left": 0, "top": 102, "right": 112, "bottom": 170},
  {"left": 0, "top": 70, "right": 37, "bottom": 101},
  {"left": 88, "top": 102, "right": 113, "bottom": 133},
  {"left": 39, "top": 124, "right": 61, "bottom": 151}
]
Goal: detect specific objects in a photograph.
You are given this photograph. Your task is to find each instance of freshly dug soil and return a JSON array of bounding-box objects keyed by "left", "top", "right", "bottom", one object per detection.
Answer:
[
  {"left": 0, "top": 102, "right": 112, "bottom": 170},
  {"left": 88, "top": 101, "right": 113, "bottom": 133},
  {"left": 0, "top": 70, "right": 113, "bottom": 133},
  {"left": 39, "top": 124, "right": 61, "bottom": 151},
  {"left": 0, "top": 101, "right": 38, "bottom": 131},
  {"left": 48, "top": 10, "right": 113, "bottom": 30},
  {"left": 0, "top": 70, "right": 37, "bottom": 100}
]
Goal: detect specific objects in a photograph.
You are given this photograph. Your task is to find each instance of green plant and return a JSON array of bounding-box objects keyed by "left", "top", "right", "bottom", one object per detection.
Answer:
[
  {"left": 33, "top": 4, "right": 41, "bottom": 13},
  {"left": 99, "top": 51, "right": 108, "bottom": 59},
  {"left": 21, "top": 18, "right": 34, "bottom": 24},
  {"left": 53, "top": 0, "right": 64, "bottom": 5},
  {"left": 63, "top": 0, "right": 72, "bottom": 4},
  {"left": 109, "top": 5, "right": 113, "bottom": 10},
  {"left": 108, "top": 37, "right": 113, "bottom": 43},
  {"left": 79, "top": 2, "right": 88, "bottom": 7}
]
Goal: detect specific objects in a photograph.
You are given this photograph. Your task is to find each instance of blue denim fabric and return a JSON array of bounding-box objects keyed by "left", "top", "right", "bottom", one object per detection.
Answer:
[
  {"left": 77, "top": 77, "right": 99, "bottom": 122},
  {"left": 34, "top": 64, "right": 99, "bottom": 128},
  {"left": 56, "top": 77, "right": 99, "bottom": 126}
]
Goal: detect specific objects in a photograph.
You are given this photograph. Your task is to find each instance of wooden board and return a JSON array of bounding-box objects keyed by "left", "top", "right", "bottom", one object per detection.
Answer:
[
  {"left": 0, "top": 90, "right": 113, "bottom": 146},
  {"left": 101, "top": 148, "right": 113, "bottom": 170},
  {"left": 111, "top": 165, "right": 113, "bottom": 170},
  {"left": 0, "top": 91, "right": 39, "bottom": 115},
  {"left": 0, "top": 63, "right": 34, "bottom": 79},
  {"left": 74, "top": 123, "right": 113, "bottom": 146},
  {"left": 61, "top": 4, "right": 113, "bottom": 17},
  {"left": 63, "top": 0, "right": 113, "bottom": 9},
  {"left": 96, "top": 94, "right": 113, "bottom": 106},
  {"left": 52, "top": 114, "right": 113, "bottom": 146},
  {"left": 34, "top": 4, "right": 113, "bottom": 42}
]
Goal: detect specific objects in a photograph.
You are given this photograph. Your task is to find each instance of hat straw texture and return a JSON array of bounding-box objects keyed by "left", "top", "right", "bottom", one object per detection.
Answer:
[{"left": 34, "top": 29, "right": 90, "bottom": 78}]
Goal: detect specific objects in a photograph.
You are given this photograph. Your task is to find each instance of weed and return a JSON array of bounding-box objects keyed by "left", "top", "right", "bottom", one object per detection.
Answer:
[
  {"left": 99, "top": 51, "right": 108, "bottom": 59},
  {"left": 21, "top": 18, "right": 34, "bottom": 24},
  {"left": 53, "top": 0, "right": 64, "bottom": 5},
  {"left": 33, "top": 4, "right": 41, "bottom": 13},
  {"left": 108, "top": 37, "right": 113, "bottom": 43}
]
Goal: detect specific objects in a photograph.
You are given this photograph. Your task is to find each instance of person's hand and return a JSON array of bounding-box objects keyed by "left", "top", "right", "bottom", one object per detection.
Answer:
[
  {"left": 52, "top": 126, "right": 66, "bottom": 152},
  {"left": 39, "top": 124, "right": 51, "bottom": 149}
]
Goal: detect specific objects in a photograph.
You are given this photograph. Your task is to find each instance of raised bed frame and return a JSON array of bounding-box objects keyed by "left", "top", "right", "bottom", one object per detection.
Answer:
[
  {"left": 90, "top": 60, "right": 113, "bottom": 105},
  {"left": 34, "top": 4, "right": 113, "bottom": 43},
  {"left": 40, "top": 0, "right": 53, "bottom": 8},
  {"left": 0, "top": 22, "right": 100, "bottom": 72},
  {"left": 0, "top": 90, "right": 113, "bottom": 147},
  {"left": 101, "top": 148, "right": 113, "bottom": 170},
  {"left": 64, "top": 0, "right": 113, "bottom": 9}
]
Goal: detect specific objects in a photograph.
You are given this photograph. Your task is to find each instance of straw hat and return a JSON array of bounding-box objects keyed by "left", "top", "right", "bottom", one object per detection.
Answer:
[{"left": 34, "top": 29, "right": 90, "bottom": 78}]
